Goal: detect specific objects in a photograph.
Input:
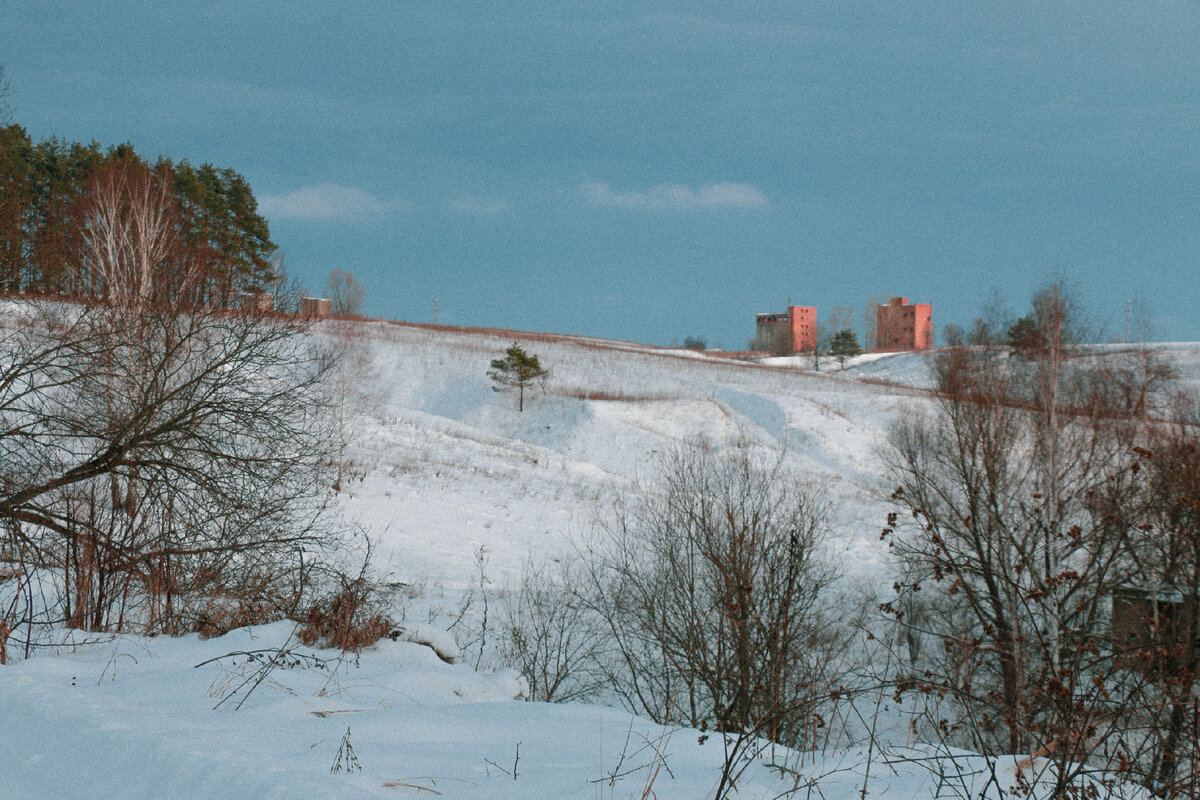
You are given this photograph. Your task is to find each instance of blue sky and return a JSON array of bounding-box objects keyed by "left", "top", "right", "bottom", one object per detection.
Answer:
[{"left": 4, "top": 2, "right": 1198, "bottom": 346}]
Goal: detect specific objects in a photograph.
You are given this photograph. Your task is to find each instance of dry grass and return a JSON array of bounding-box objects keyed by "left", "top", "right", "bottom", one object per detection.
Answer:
[
  {"left": 297, "top": 576, "right": 393, "bottom": 652},
  {"left": 550, "top": 389, "right": 677, "bottom": 403}
]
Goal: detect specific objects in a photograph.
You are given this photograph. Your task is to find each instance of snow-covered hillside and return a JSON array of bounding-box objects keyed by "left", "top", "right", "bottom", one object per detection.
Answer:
[
  {"left": 7, "top": 319, "right": 1193, "bottom": 799},
  {"left": 335, "top": 322, "right": 935, "bottom": 592}
]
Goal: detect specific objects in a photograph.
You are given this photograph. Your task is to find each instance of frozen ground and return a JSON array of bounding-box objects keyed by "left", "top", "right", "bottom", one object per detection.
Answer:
[
  {"left": 5, "top": 319, "right": 1189, "bottom": 798},
  {"left": 6, "top": 621, "right": 1127, "bottom": 800}
]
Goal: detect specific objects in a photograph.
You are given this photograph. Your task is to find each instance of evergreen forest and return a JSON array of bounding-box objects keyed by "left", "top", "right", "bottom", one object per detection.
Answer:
[{"left": 0, "top": 123, "right": 277, "bottom": 307}]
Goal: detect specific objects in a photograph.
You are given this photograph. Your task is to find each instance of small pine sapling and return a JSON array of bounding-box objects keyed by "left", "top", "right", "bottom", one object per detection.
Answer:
[{"left": 488, "top": 343, "right": 548, "bottom": 412}]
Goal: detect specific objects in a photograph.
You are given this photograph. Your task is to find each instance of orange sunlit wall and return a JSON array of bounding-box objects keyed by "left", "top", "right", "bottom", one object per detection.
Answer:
[
  {"left": 786, "top": 305, "right": 817, "bottom": 352},
  {"left": 876, "top": 297, "right": 932, "bottom": 351}
]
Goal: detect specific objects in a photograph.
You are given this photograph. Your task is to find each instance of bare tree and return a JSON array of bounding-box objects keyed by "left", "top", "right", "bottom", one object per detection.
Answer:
[
  {"left": 980, "top": 285, "right": 1014, "bottom": 344},
  {"left": 0, "top": 300, "right": 338, "bottom": 639},
  {"left": 74, "top": 160, "right": 192, "bottom": 307},
  {"left": 941, "top": 323, "right": 965, "bottom": 347},
  {"left": 809, "top": 317, "right": 828, "bottom": 371},
  {"left": 325, "top": 269, "right": 365, "bottom": 318},
  {"left": 826, "top": 306, "right": 853, "bottom": 338},
  {"left": 881, "top": 287, "right": 1191, "bottom": 795},
  {"left": 886, "top": 382, "right": 1131, "bottom": 796},
  {"left": 863, "top": 294, "right": 888, "bottom": 351},
  {"left": 324, "top": 316, "right": 378, "bottom": 492},
  {"left": 499, "top": 557, "right": 606, "bottom": 703},
  {"left": 582, "top": 441, "right": 846, "bottom": 798},
  {"left": 1111, "top": 395, "right": 1200, "bottom": 796}
]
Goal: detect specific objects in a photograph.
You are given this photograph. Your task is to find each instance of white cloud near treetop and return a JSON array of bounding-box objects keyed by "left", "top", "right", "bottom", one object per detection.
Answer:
[
  {"left": 259, "top": 183, "right": 391, "bottom": 221},
  {"left": 581, "top": 181, "right": 768, "bottom": 211}
]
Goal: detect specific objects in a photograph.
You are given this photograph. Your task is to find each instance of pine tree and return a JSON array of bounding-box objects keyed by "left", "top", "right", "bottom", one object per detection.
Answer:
[
  {"left": 488, "top": 343, "right": 548, "bottom": 412},
  {"left": 829, "top": 329, "right": 860, "bottom": 369},
  {"left": 0, "top": 124, "right": 33, "bottom": 292},
  {"left": 1006, "top": 315, "right": 1045, "bottom": 355},
  {"left": 0, "top": 124, "right": 277, "bottom": 306}
]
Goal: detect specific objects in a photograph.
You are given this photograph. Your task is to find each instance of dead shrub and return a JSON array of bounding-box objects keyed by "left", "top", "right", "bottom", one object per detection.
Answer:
[
  {"left": 581, "top": 440, "right": 847, "bottom": 800},
  {"left": 546, "top": 387, "right": 675, "bottom": 403},
  {"left": 499, "top": 557, "right": 606, "bottom": 703},
  {"left": 191, "top": 587, "right": 300, "bottom": 639},
  {"left": 297, "top": 574, "right": 393, "bottom": 652}
]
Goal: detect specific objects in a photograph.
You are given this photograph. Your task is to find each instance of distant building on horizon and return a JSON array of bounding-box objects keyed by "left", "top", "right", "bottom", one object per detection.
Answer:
[
  {"left": 754, "top": 305, "right": 817, "bottom": 353},
  {"left": 301, "top": 297, "right": 332, "bottom": 318},
  {"left": 876, "top": 297, "right": 932, "bottom": 351}
]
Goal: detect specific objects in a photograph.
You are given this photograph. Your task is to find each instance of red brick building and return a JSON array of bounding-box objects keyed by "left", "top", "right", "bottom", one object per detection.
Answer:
[
  {"left": 876, "top": 297, "right": 932, "bottom": 351},
  {"left": 755, "top": 305, "right": 817, "bottom": 353}
]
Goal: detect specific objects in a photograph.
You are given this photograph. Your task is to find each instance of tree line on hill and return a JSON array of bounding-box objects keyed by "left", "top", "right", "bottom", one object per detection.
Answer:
[
  {"left": 0, "top": 115, "right": 377, "bottom": 661},
  {"left": 0, "top": 123, "right": 278, "bottom": 308}
]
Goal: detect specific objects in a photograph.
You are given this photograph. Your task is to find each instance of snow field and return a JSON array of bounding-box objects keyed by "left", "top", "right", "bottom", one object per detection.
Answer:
[
  {"left": 330, "top": 320, "right": 931, "bottom": 591},
  {"left": 6, "top": 623, "right": 1137, "bottom": 799},
  {"left": 6, "top": 317, "right": 1190, "bottom": 798}
]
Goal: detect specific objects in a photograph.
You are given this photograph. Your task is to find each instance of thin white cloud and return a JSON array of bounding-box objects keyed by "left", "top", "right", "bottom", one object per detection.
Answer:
[
  {"left": 581, "top": 181, "right": 768, "bottom": 211},
  {"left": 259, "top": 183, "right": 392, "bottom": 221},
  {"left": 450, "top": 195, "right": 512, "bottom": 215}
]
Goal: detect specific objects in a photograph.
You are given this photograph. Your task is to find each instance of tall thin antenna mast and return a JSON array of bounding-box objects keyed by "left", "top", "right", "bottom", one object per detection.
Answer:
[{"left": 434, "top": 298, "right": 439, "bottom": 326}]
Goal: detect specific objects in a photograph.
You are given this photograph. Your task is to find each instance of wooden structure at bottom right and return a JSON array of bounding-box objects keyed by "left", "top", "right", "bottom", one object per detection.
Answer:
[{"left": 1111, "top": 587, "right": 1198, "bottom": 674}]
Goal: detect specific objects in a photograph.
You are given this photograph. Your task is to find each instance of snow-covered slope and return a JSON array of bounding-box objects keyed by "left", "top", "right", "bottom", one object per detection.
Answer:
[
  {"left": 7, "top": 319, "right": 1191, "bottom": 799},
  {"left": 330, "top": 321, "right": 934, "bottom": 591}
]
